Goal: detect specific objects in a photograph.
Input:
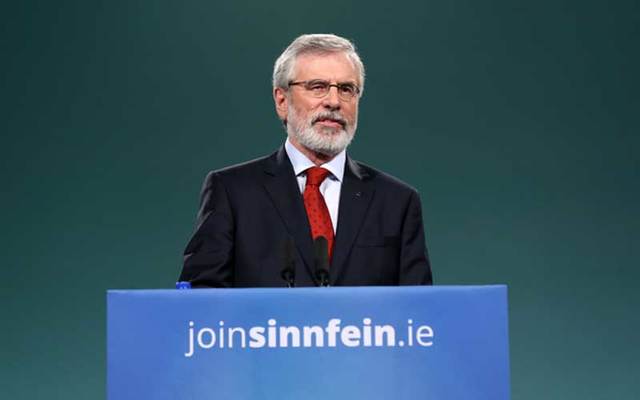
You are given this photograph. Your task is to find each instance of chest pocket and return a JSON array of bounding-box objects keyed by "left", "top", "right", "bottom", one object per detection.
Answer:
[{"left": 355, "top": 235, "right": 400, "bottom": 247}]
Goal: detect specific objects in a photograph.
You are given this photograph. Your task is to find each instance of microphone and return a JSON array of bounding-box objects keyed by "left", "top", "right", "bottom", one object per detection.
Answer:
[
  {"left": 280, "top": 237, "right": 296, "bottom": 288},
  {"left": 313, "top": 236, "right": 330, "bottom": 287}
]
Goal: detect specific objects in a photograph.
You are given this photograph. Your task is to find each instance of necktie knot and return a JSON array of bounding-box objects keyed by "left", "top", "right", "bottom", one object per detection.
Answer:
[{"left": 306, "top": 167, "right": 330, "bottom": 187}]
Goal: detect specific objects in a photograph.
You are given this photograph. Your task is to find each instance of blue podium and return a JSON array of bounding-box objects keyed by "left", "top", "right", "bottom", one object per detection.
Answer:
[{"left": 107, "top": 286, "right": 510, "bottom": 399}]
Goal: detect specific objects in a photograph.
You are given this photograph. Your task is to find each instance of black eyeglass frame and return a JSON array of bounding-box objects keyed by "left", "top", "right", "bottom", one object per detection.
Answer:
[{"left": 287, "top": 79, "right": 361, "bottom": 100}]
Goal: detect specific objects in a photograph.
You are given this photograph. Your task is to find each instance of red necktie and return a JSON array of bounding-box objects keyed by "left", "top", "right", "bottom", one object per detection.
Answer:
[{"left": 303, "top": 167, "right": 334, "bottom": 261}]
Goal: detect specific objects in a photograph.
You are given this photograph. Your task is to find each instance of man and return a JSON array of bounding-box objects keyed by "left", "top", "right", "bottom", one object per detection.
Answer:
[{"left": 179, "top": 34, "right": 432, "bottom": 287}]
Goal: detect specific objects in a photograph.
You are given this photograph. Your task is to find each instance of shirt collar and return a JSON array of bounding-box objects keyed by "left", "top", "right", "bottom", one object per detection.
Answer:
[{"left": 285, "top": 137, "right": 346, "bottom": 182}]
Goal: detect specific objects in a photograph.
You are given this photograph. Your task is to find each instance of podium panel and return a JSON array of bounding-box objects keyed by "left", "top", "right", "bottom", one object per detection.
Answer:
[{"left": 108, "top": 286, "right": 509, "bottom": 399}]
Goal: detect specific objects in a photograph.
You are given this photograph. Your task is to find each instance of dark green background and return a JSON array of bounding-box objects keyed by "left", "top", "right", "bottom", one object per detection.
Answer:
[{"left": 2, "top": 0, "right": 638, "bottom": 398}]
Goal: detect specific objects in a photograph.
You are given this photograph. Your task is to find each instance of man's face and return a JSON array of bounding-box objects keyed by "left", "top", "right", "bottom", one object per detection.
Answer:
[{"left": 275, "top": 52, "right": 360, "bottom": 157}]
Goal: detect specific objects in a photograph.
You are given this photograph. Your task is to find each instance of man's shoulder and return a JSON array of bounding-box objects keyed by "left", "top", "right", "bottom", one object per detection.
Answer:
[
  {"left": 350, "top": 159, "right": 420, "bottom": 196},
  {"left": 215, "top": 153, "right": 273, "bottom": 175},
  {"left": 203, "top": 150, "right": 279, "bottom": 183}
]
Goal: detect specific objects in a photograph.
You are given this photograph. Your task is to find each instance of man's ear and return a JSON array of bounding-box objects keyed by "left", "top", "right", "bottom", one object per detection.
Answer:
[{"left": 273, "top": 87, "right": 288, "bottom": 122}]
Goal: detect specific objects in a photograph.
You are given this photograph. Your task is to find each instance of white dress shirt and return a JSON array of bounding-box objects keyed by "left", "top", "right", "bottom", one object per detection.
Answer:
[{"left": 284, "top": 138, "right": 345, "bottom": 233}]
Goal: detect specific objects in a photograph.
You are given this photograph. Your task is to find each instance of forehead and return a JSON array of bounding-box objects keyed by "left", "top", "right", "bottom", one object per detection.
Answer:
[{"left": 292, "top": 52, "right": 359, "bottom": 83}]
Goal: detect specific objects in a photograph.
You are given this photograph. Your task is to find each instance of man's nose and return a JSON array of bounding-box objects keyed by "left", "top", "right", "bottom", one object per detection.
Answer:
[{"left": 322, "top": 86, "right": 341, "bottom": 110}]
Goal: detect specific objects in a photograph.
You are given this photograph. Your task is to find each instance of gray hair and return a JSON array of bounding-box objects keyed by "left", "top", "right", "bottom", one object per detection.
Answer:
[{"left": 272, "top": 34, "right": 365, "bottom": 94}]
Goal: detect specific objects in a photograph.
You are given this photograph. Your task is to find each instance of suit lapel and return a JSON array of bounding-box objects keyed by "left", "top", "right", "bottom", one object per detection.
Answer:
[
  {"left": 261, "top": 147, "right": 316, "bottom": 282},
  {"left": 331, "top": 157, "right": 374, "bottom": 284}
]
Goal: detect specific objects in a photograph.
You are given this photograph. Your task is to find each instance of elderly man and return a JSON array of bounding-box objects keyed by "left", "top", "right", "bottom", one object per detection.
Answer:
[{"left": 179, "top": 34, "right": 432, "bottom": 287}]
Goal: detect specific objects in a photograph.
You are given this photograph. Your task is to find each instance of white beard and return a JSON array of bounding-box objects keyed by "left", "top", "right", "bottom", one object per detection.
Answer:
[{"left": 286, "top": 103, "right": 356, "bottom": 157}]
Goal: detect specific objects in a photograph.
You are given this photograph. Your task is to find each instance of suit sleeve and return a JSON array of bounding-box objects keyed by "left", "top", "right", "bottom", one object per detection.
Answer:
[
  {"left": 398, "top": 190, "right": 433, "bottom": 285},
  {"left": 179, "top": 172, "right": 235, "bottom": 287}
]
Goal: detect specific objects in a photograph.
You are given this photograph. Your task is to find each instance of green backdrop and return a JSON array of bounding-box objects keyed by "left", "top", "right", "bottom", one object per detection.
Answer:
[{"left": 1, "top": 1, "right": 638, "bottom": 398}]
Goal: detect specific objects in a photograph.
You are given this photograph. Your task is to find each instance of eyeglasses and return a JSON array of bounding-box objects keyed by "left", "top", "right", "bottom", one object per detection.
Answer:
[{"left": 288, "top": 79, "right": 361, "bottom": 101}]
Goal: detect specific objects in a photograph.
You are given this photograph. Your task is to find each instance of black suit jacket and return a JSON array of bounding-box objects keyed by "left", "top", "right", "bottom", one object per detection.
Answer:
[{"left": 179, "top": 147, "right": 432, "bottom": 287}]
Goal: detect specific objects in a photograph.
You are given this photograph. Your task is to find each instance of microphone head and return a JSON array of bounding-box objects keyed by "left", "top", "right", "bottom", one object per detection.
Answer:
[
  {"left": 313, "top": 236, "right": 328, "bottom": 264},
  {"left": 282, "top": 237, "right": 295, "bottom": 266},
  {"left": 313, "top": 236, "right": 330, "bottom": 286},
  {"left": 280, "top": 237, "right": 296, "bottom": 286}
]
